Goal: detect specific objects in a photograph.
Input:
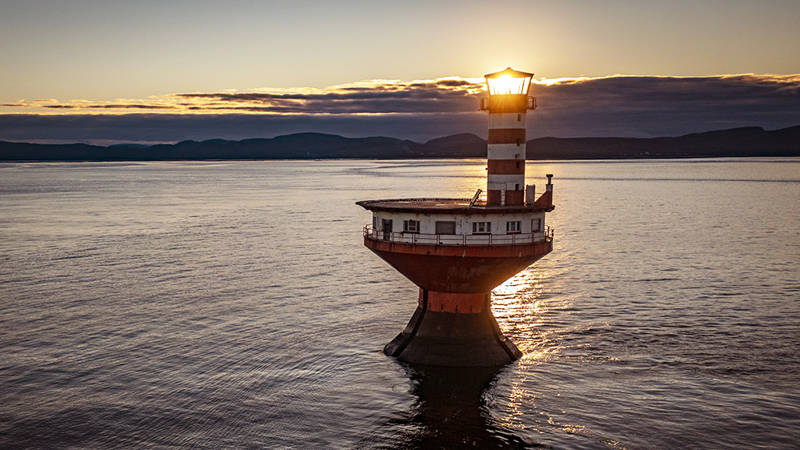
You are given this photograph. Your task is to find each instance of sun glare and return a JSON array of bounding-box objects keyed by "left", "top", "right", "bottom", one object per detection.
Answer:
[{"left": 487, "top": 74, "right": 530, "bottom": 95}]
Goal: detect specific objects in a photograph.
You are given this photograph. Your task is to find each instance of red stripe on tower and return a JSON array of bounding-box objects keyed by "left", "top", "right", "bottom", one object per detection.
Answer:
[
  {"left": 487, "top": 159, "right": 525, "bottom": 174},
  {"left": 487, "top": 128, "right": 526, "bottom": 145}
]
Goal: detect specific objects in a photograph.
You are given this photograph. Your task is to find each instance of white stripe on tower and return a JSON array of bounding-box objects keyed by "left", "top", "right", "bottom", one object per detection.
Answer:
[{"left": 487, "top": 144, "right": 522, "bottom": 160}]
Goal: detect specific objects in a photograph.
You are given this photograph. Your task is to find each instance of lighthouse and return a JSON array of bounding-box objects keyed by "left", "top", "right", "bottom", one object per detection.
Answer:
[{"left": 357, "top": 67, "right": 555, "bottom": 367}]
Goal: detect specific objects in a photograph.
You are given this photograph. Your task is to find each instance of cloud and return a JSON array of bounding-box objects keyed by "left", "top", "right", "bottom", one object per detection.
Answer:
[
  {"left": 0, "top": 77, "right": 486, "bottom": 115},
  {"left": 42, "top": 104, "right": 177, "bottom": 110},
  {"left": 1, "top": 74, "right": 799, "bottom": 142},
  {"left": 171, "top": 78, "right": 485, "bottom": 114}
]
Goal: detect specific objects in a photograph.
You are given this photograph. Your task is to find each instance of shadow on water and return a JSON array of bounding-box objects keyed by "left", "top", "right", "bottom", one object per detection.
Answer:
[{"left": 386, "top": 363, "right": 542, "bottom": 449}]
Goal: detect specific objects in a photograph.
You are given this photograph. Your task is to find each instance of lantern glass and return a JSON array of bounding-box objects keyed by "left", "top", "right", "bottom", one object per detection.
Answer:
[
  {"left": 487, "top": 75, "right": 531, "bottom": 96},
  {"left": 484, "top": 67, "right": 533, "bottom": 96}
]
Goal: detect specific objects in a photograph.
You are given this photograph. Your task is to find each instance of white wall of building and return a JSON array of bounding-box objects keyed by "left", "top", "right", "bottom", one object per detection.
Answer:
[{"left": 371, "top": 211, "right": 546, "bottom": 235}]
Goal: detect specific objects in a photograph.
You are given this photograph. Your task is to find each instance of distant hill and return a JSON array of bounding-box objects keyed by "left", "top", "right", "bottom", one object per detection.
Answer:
[
  {"left": 528, "top": 126, "right": 800, "bottom": 159},
  {"left": 0, "top": 126, "right": 798, "bottom": 161}
]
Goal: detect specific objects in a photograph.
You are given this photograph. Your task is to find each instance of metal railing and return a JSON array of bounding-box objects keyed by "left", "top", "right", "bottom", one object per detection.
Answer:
[{"left": 363, "top": 225, "right": 554, "bottom": 247}]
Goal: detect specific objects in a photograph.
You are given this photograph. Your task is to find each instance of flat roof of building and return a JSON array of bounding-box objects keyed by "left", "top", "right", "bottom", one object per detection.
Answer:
[{"left": 356, "top": 198, "right": 553, "bottom": 214}]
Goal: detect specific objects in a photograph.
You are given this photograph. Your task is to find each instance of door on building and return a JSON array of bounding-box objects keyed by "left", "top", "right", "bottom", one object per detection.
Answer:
[{"left": 382, "top": 219, "right": 392, "bottom": 241}]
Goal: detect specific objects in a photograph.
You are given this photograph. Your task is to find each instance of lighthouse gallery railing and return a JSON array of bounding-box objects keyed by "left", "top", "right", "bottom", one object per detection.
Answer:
[{"left": 363, "top": 225, "right": 554, "bottom": 246}]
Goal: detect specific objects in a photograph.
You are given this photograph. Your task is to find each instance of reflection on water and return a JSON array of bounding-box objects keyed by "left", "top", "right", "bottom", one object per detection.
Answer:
[{"left": 393, "top": 364, "right": 535, "bottom": 448}]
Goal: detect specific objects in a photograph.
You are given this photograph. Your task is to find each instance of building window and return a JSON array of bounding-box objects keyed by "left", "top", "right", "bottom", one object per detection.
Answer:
[
  {"left": 372, "top": 215, "right": 377, "bottom": 229},
  {"left": 435, "top": 221, "right": 456, "bottom": 235},
  {"left": 517, "top": 113, "right": 521, "bottom": 122},
  {"left": 532, "top": 218, "right": 542, "bottom": 232},
  {"left": 403, "top": 220, "right": 420, "bottom": 233},
  {"left": 472, "top": 222, "right": 491, "bottom": 234},
  {"left": 506, "top": 220, "right": 521, "bottom": 234},
  {"left": 515, "top": 184, "right": 520, "bottom": 190}
]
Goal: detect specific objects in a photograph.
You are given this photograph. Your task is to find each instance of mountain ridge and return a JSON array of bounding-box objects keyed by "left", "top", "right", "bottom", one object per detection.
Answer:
[{"left": 0, "top": 125, "right": 798, "bottom": 161}]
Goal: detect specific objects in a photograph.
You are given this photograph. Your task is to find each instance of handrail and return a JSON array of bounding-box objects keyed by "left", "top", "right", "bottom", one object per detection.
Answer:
[{"left": 363, "top": 224, "right": 554, "bottom": 247}]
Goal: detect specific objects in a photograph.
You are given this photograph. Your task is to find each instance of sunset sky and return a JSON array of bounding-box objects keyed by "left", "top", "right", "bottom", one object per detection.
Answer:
[{"left": 1, "top": 0, "right": 799, "bottom": 143}]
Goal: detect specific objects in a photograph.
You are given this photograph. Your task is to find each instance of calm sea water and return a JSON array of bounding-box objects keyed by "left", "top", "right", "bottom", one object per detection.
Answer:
[{"left": 1, "top": 158, "right": 798, "bottom": 448}]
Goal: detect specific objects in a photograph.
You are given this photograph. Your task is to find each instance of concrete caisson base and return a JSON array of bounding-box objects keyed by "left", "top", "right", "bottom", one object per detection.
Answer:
[{"left": 384, "top": 292, "right": 522, "bottom": 367}]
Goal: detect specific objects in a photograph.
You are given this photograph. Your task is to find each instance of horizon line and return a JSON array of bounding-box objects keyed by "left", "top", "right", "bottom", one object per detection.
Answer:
[{"left": 2, "top": 123, "right": 796, "bottom": 148}]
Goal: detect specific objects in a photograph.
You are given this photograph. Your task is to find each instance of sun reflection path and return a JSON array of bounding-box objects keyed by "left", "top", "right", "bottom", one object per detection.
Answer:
[
  {"left": 489, "top": 265, "right": 583, "bottom": 437},
  {"left": 491, "top": 267, "right": 559, "bottom": 361},
  {"left": 489, "top": 265, "right": 618, "bottom": 446}
]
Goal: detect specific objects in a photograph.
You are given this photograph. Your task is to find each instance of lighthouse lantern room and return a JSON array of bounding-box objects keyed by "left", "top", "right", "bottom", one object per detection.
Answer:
[{"left": 357, "top": 67, "right": 555, "bottom": 367}]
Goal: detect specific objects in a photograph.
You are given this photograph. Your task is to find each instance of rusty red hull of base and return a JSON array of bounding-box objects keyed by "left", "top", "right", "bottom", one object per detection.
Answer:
[
  {"left": 365, "top": 236, "right": 552, "bottom": 366},
  {"left": 364, "top": 238, "right": 552, "bottom": 293}
]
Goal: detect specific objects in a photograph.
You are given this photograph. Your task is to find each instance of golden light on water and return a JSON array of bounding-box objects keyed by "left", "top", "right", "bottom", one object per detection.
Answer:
[
  {"left": 491, "top": 267, "right": 560, "bottom": 361},
  {"left": 492, "top": 269, "right": 593, "bottom": 438}
]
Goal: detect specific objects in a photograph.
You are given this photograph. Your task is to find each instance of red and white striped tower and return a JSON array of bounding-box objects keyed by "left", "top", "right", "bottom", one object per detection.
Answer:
[{"left": 481, "top": 67, "right": 535, "bottom": 206}]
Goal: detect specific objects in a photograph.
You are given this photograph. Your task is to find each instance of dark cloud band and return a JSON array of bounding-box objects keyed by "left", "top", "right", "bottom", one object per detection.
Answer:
[{"left": 1, "top": 74, "right": 798, "bottom": 143}]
